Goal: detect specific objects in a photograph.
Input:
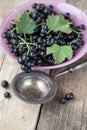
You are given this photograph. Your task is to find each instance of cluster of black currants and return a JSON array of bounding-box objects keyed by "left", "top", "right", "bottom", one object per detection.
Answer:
[
  {"left": 30, "top": 3, "right": 56, "bottom": 24},
  {"left": 1, "top": 3, "right": 86, "bottom": 73},
  {"left": 1, "top": 80, "right": 11, "bottom": 98},
  {"left": 60, "top": 92, "right": 74, "bottom": 104}
]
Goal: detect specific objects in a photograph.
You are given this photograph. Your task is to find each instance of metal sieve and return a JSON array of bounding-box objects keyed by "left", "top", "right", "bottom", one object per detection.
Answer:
[{"left": 11, "top": 61, "right": 87, "bottom": 104}]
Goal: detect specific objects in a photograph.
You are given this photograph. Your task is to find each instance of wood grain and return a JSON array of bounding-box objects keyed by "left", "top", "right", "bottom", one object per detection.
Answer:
[
  {"left": 0, "top": 1, "right": 51, "bottom": 129},
  {"left": 0, "top": 0, "right": 33, "bottom": 18},
  {"left": 37, "top": 0, "right": 87, "bottom": 130},
  {"left": 0, "top": 56, "right": 41, "bottom": 130},
  {"left": 0, "top": 0, "right": 48, "bottom": 130},
  {"left": 37, "top": 56, "right": 87, "bottom": 130},
  {"left": 67, "top": 0, "right": 87, "bottom": 15},
  {"left": 0, "top": 0, "right": 87, "bottom": 130},
  {"left": 0, "top": 17, "right": 5, "bottom": 69}
]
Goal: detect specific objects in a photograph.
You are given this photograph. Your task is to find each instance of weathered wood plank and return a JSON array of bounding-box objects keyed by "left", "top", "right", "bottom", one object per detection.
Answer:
[
  {"left": 37, "top": 54, "right": 87, "bottom": 130},
  {"left": 37, "top": 0, "right": 87, "bottom": 129},
  {"left": 67, "top": 0, "right": 87, "bottom": 15},
  {"left": 0, "top": 0, "right": 33, "bottom": 18},
  {"left": 0, "top": 17, "right": 6, "bottom": 68},
  {"left": 68, "top": 1, "right": 87, "bottom": 130},
  {"left": 1, "top": 0, "right": 87, "bottom": 130},
  {"left": 0, "top": 1, "right": 43, "bottom": 130},
  {"left": 0, "top": 1, "right": 50, "bottom": 129},
  {"left": 0, "top": 56, "right": 41, "bottom": 130}
]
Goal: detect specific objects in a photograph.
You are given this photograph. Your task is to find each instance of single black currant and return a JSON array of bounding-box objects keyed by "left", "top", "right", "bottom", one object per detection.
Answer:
[
  {"left": 71, "top": 44, "right": 79, "bottom": 50},
  {"left": 65, "top": 92, "right": 74, "bottom": 100},
  {"left": 21, "top": 64, "right": 28, "bottom": 71},
  {"left": 40, "top": 51, "right": 46, "bottom": 58},
  {"left": 4, "top": 92, "right": 11, "bottom": 98},
  {"left": 77, "top": 34, "right": 83, "bottom": 39},
  {"left": 30, "top": 51, "right": 36, "bottom": 58},
  {"left": 36, "top": 57, "right": 43, "bottom": 65},
  {"left": 47, "top": 5, "right": 53, "bottom": 11},
  {"left": 32, "top": 3, "right": 37, "bottom": 9},
  {"left": 64, "top": 13, "right": 70, "bottom": 19},
  {"left": 17, "top": 57, "right": 24, "bottom": 64},
  {"left": 1, "top": 80, "right": 9, "bottom": 88},
  {"left": 78, "top": 24, "right": 86, "bottom": 30},
  {"left": 37, "top": 37, "right": 42, "bottom": 43},
  {"left": 60, "top": 97, "right": 67, "bottom": 104}
]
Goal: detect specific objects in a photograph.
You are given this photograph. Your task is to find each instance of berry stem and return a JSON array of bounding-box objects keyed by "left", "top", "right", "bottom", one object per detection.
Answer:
[
  {"left": 17, "top": 42, "right": 25, "bottom": 48},
  {"left": 72, "top": 29, "right": 81, "bottom": 34},
  {"left": 56, "top": 32, "right": 61, "bottom": 39},
  {"left": 47, "top": 35, "right": 51, "bottom": 40},
  {"left": 18, "top": 36, "right": 36, "bottom": 45},
  {"left": 37, "top": 22, "right": 45, "bottom": 27},
  {"left": 26, "top": 45, "right": 30, "bottom": 55},
  {"left": 46, "top": 29, "right": 52, "bottom": 34},
  {"left": 70, "top": 38, "right": 78, "bottom": 44},
  {"left": 75, "top": 28, "right": 84, "bottom": 34},
  {"left": 24, "top": 33, "right": 27, "bottom": 40},
  {"left": 8, "top": 27, "right": 16, "bottom": 33},
  {"left": 69, "top": 22, "right": 73, "bottom": 25},
  {"left": 30, "top": 36, "right": 33, "bottom": 42},
  {"left": 18, "top": 36, "right": 26, "bottom": 44},
  {"left": 17, "top": 35, "right": 36, "bottom": 56}
]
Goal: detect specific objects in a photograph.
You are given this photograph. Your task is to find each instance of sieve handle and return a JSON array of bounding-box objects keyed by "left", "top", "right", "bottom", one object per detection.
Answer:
[{"left": 54, "top": 61, "right": 87, "bottom": 78}]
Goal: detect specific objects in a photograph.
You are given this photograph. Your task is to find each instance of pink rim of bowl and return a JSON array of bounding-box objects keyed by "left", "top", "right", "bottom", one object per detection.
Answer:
[{"left": 0, "top": 0, "right": 87, "bottom": 70}]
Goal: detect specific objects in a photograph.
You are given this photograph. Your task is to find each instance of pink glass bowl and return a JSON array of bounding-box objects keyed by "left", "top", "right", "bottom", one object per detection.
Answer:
[{"left": 0, "top": 0, "right": 87, "bottom": 70}]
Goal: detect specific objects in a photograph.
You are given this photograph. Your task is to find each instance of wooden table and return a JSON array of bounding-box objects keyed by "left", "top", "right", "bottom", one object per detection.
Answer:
[{"left": 0, "top": 0, "right": 87, "bottom": 130}]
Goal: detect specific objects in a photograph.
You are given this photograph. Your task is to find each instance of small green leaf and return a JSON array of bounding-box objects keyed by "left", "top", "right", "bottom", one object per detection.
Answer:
[
  {"left": 46, "top": 15, "right": 72, "bottom": 34},
  {"left": 15, "top": 11, "right": 36, "bottom": 34},
  {"left": 47, "top": 44, "right": 73, "bottom": 64}
]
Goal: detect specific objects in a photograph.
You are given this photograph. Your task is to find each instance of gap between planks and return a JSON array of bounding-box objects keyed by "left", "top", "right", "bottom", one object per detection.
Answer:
[
  {"left": 0, "top": 54, "right": 50, "bottom": 130},
  {"left": 36, "top": 0, "right": 87, "bottom": 129},
  {"left": 0, "top": 1, "right": 50, "bottom": 129},
  {"left": 35, "top": 0, "right": 68, "bottom": 129}
]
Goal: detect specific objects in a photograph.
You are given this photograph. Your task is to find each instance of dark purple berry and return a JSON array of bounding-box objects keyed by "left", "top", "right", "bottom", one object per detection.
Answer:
[
  {"left": 71, "top": 44, "right": 79, "bottom": 50},
  {"left": 32, "top": 3, "right": 37, "bottom": 9},
  {"left": 64, "top": 13, "right": 70, "bottom": 19},
  {"left": 78, "top": 24, "right": 86, "bottom": 30},
  {"left": 40, "top": 51, "right": 46, "bottom": 58},
  {"left": 47, "top": 5, "right": 53, "bottom": 11},
  {"left": 30, "top": 51, "right": 36, "bottom": 58},
  {"left": 30, "top": 12, "right": 39, "bottom": 19},
  {"left": 35, "top": 4, "right": 45, "bottom": 11},
  {"left": 57, "top": 39, "right": 65, "bottom": 45},
  {"left": 60, "top": 97, "right": 67, "bottom": 104},
  {"left": 77, "top": 34, "right": 83, "bottom": 39},
  {"left": 36, "top": 57, "right": 43, "bottom": 65},
  {"left": 21, "top": 64, "right": 28, "bottom": 70},
  {"left": 80, "top": 40, "right": 85, "bottom": 45},
  {"left": 4, "top": 92, "right": 11, "bottom": 98},
  {"left": 65, "top": 92, "right": 74, "bottom": 100},
  {"left": 10, "top": 23, "right": 16, "bottom": 29},
  {"left": 17, "top": 57, "right": 24, "bottom": 64},
  {"left": 1, "top": 80, "right": 9, "bottom": 88}
]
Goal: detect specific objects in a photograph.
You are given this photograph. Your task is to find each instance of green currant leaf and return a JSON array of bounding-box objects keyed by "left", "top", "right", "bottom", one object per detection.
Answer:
[
  {"left": 46, "top": 44, "right": 73, "bottom": 64},
  {"left": 15, "top": 11, "right": 36, "bottom": 34},
  {"left": 46, "top": 15, "right": 72, "bottom": 34}
]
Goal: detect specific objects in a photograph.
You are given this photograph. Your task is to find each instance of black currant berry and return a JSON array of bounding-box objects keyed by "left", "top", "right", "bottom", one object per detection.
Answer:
[
  {"left": 78, "top": 24, "right": 86, "bottom": 30},
  {"left": 60, "top": 97, "right": 67, "bottom": 104},
  {"left": 65, "top": 93, "right": 74, "bottom": 100},
  {"left": 1, "top": 80, "right": 9, "bottom": 88},
  {"left": 4, "top": 92, "right": 11, "bottom": 98}
]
